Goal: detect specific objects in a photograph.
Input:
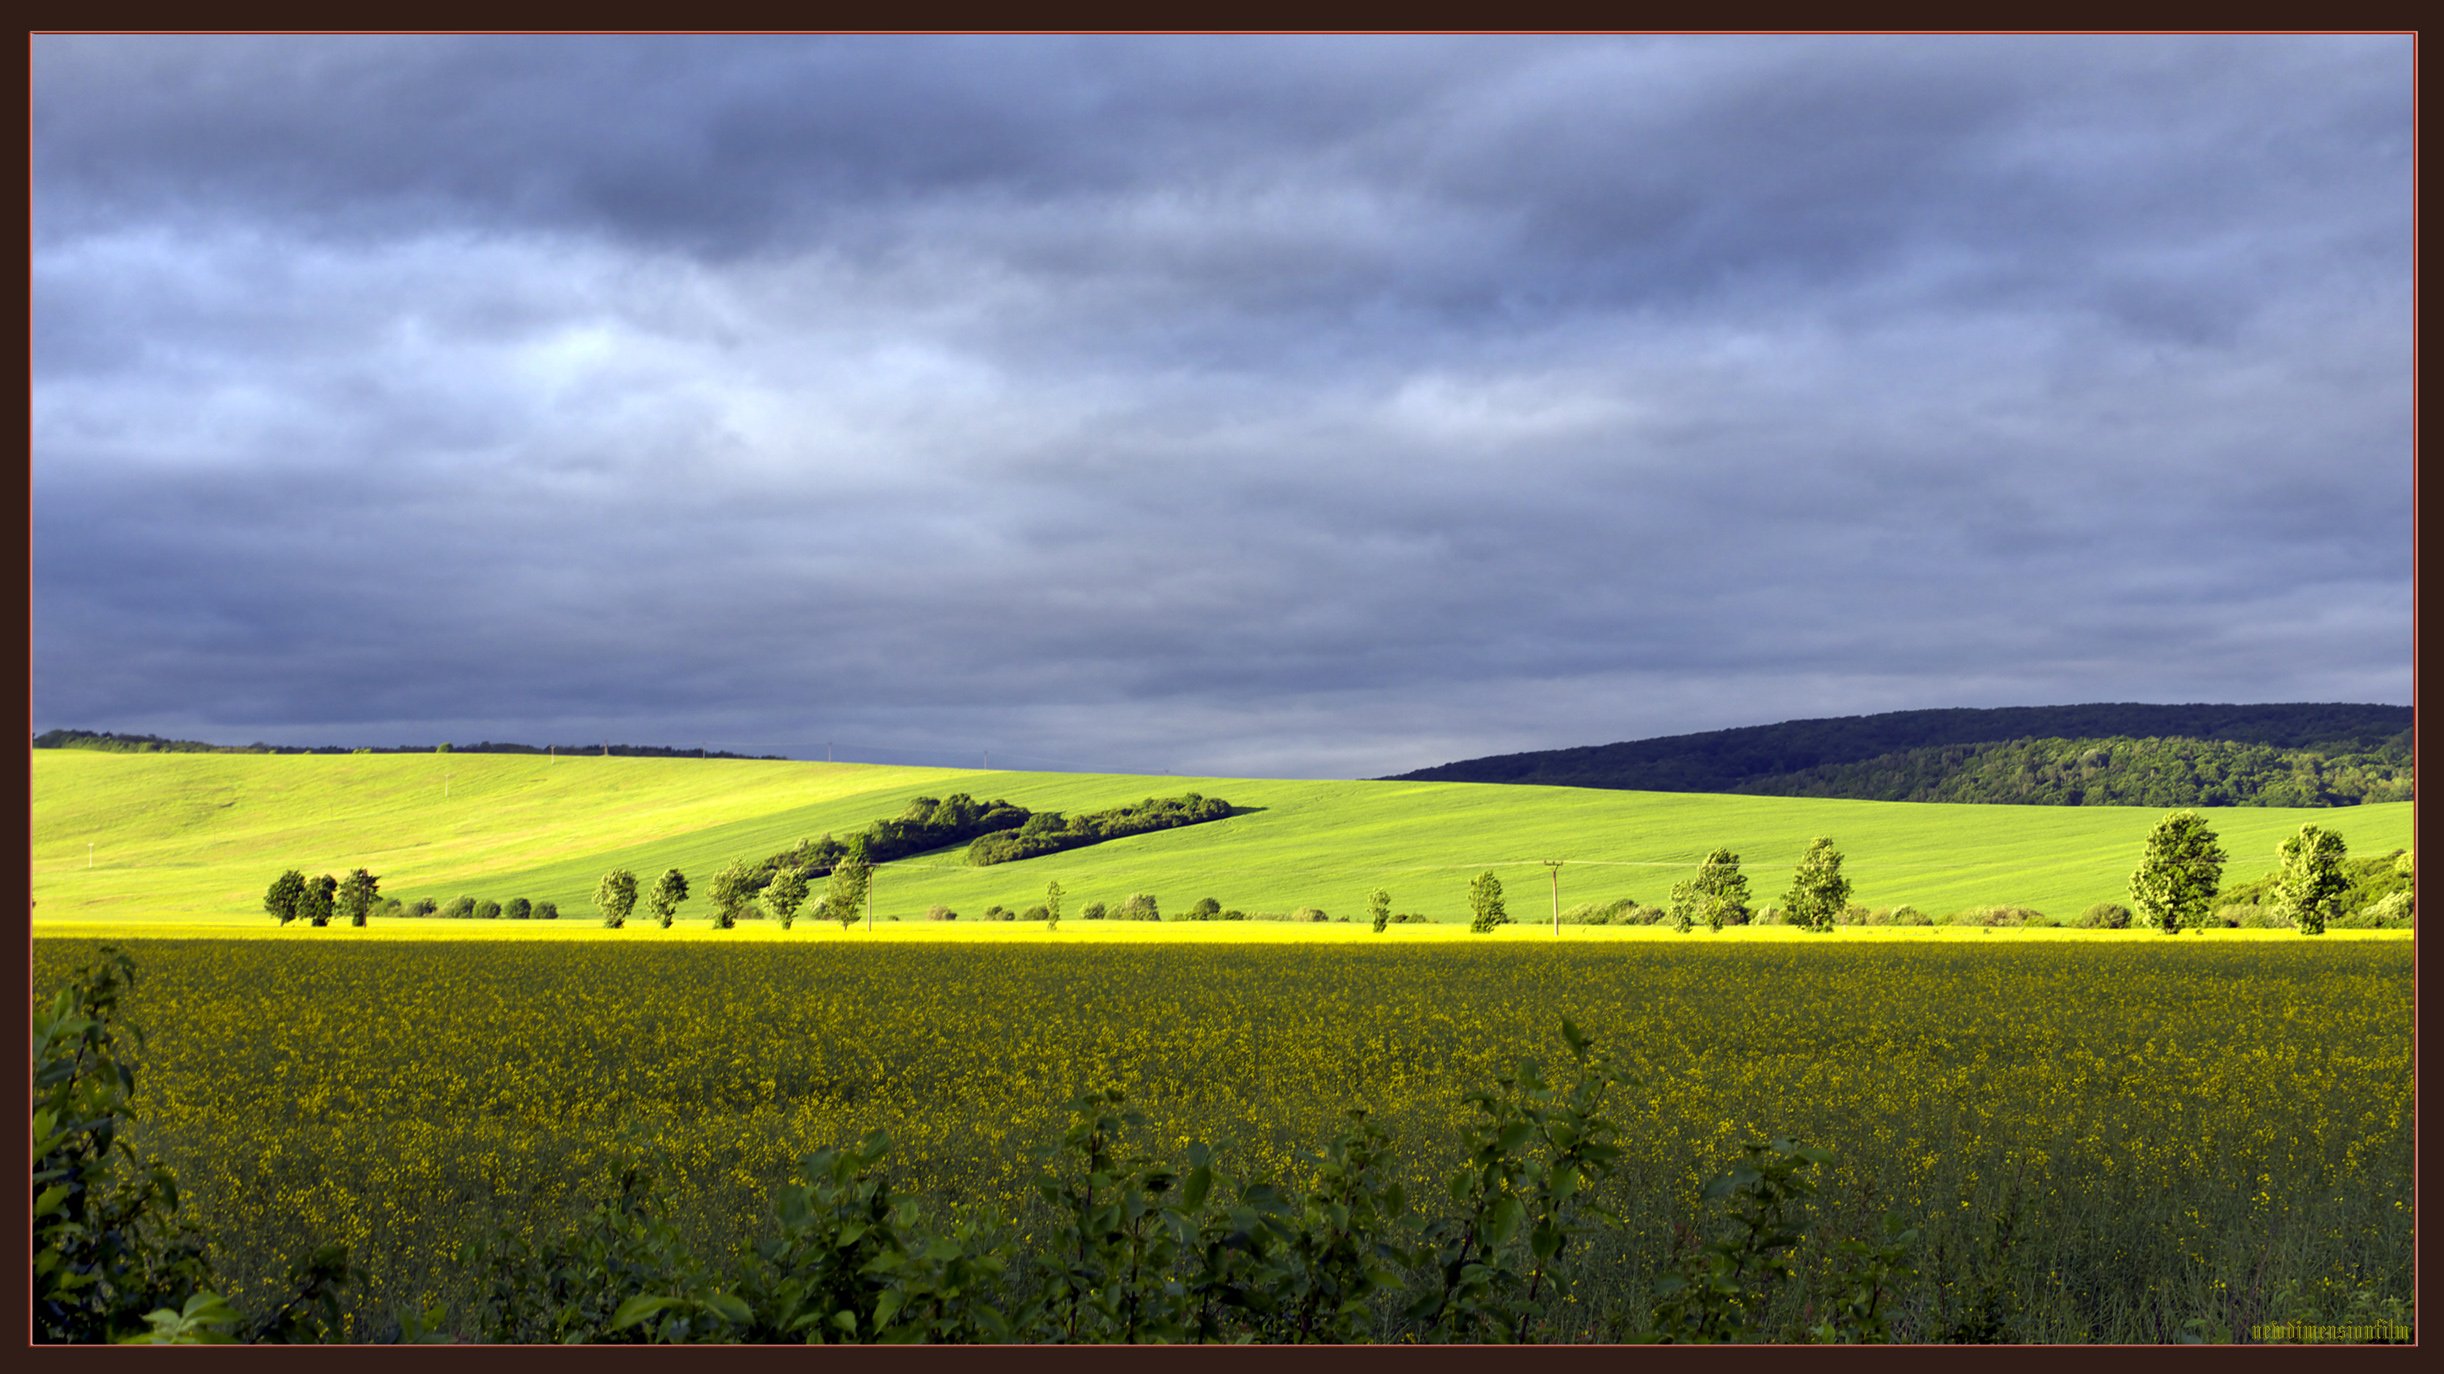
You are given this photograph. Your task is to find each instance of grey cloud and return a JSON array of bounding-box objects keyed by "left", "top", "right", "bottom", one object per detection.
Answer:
[{"left": 31, "top": 35, "right": 2412, "bottom": 776}]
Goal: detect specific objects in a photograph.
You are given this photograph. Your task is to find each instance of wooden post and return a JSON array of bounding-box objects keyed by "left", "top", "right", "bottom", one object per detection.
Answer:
[{"left": 1544, "top": 859, "right": 1564, "bottom": 934}]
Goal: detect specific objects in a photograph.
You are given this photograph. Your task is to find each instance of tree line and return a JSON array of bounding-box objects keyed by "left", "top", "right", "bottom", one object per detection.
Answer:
[
  {"left": 36, "top": 729, "right": 779, "bottom": 759},
  {"left": 1740, "top": 735, "right": 2411, "bottom": 807},
  {"left": 263, "top": 810, "right": 2409, "bottom": 936},
  {"left": 1388, "top": 702, "right": 2413, "bottom": 804}
]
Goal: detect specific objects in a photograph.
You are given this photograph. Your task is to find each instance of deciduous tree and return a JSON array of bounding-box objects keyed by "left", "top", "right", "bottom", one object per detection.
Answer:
[
  {"left": 596, "top": 870, "right": 638, "bottom": 929},
  {"left": 1779, "top": 838, "right": 1850, "bottom": 934},
  {"left": 264, "top": 870, "right": 306, "bottom": 926},
  {"left": 336, "top": 869, "right": 380, "bottom": 927},
  {"left": 301, "top": 874, "right": 339, "bottom": 928},
  {"left": 1671, "top": 850, "right": 1752, "bottom": 932},
  {"left": 708, "top": 861, "right": 756, "bottom": 929},
  {"left": 648, "top": 869, "right": 690, "bottom": 929},
  {"left": 2273, "top": 824, "right": 2347, "bottom": 936},
  {"left": 2130, "top": 811, "right": 2224, "bottom": 935},
  {"left": 827, "top": 840, "right": 872, "bottom": 930},
  {"left": 1468, "top": 871, "right": 1508, "bottom": 933},
  {"left": 762, "top": 868, "right": 811, "bottom": 929}
]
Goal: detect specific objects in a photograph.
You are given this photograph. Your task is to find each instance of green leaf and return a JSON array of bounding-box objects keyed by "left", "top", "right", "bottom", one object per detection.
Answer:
[
  {"left": 610, "top": 1294, "right": 674, "bottom": 1330},
  {"left": 1485, "top": 1195, "right": 1525, "bottom": 1246}
]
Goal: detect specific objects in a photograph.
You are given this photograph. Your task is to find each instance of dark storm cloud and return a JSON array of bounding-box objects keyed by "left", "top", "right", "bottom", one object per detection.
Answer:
[{"left": 31, "top": 35, "right": 2412, "bottom": 777}]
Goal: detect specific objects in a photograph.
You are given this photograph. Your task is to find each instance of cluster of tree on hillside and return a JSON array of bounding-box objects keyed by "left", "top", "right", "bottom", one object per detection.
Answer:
[
  {"left": 34, "top": 729, "right": 778, "bottom": 759},
  {"left": 1384, "top": 703, "right": 2412, "bottom": 805},
  {"left": 1739, "top": 734, "right": 2412, "bottom": 807},
  {"left": 966, "top": 794, "right": 1237, "bottom": 866},
  {"left": 742, "top": 794, "right": 1032, "bottom": 892}
]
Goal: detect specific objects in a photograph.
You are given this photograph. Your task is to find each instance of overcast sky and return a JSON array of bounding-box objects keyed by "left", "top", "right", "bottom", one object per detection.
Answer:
[{"left": 31, "top": 35, "right": 2414, "bottom": 778}]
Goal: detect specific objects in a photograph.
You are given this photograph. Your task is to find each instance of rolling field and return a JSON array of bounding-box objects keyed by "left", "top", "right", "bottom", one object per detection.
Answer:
[
  {"left": 32, "top": 936, "right": 2415, "bottom": 1342},
  {"left": 29, "top": 752, "right": 2417, "bottom": 929}
]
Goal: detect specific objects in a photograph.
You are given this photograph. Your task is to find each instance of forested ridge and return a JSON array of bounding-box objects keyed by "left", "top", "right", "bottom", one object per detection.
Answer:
[
  {"left": 1390, "top": 704, "right": 2412, "bottom": 806},
  {"left": 32, "top": 729, "right": 781, "bottom": 760}
]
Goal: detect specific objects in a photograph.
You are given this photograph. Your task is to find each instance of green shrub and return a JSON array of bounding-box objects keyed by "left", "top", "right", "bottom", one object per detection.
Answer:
[
  {"left": 1754, "top": 907, "right": 1785, "bottom": 926},
  {"left": 442, "top": 896, "right": 475, "bottom": 920},
  {"left": 1189, "top": 897, "right": 1222, "bottom": 921},
  {"left": 1022, "top": 906, "right": 1048, "bottom": 923},
  {"left": 408, "top": 897, "right": 439, "bottom": 918},
  {"left": 1295, "top": 907, "right": 1330, "bottom": 923},
  {"left": 1079, "top": 902, "right": 1105, "bottom": 921},
  {"left": 2077, "top": 903, "right": 2132, "bottom": 930},
  {"left": 1887, "top": 905, "right": 1931, "bottom": 926},
  {"left": 1221, "top": 909, "right": 1247, "bottom": 922},
  {"left": 474, "top": 900, "right": 502, "bottom": 921},
  {"left": 925, "top": 905, "right": 958, "bottom": 922},
  {"left": 534, "top": 902, "right": 558, "bottom": 922},
  {"left": 504, "top": 898, "right": 531, "bottom": 921},
  {"left": 2365, "top": 890, "right": 2414, "bottom": 929},
  {"left": 1116, "top": 893, "right": 1161, "bottom": 922}
]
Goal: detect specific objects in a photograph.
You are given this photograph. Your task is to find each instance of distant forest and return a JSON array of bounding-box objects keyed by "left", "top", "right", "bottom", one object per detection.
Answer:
[
  {"left": 31, "top": 729, "right": 782, "bottom": 761},
  {"left": 1389, "top": 703, "right": 2414, "bottom": 806}
]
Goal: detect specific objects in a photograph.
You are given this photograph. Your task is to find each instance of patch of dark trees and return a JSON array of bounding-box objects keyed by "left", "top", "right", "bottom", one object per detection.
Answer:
[
  {"left": 1386, "top": 703, "right": 2413, "bottom": 806},
  {"left": 32, "top": 729, "right": 781, "bottom": 760},
  {"left": 965, "top": 793, "right": 1237, "bottom": 866},
  {"left": 742, "top": 792, "right": 1238, "bottom": 892},
  {"left": 744, "top": 793, "right": 1032, "bottom": 890}
]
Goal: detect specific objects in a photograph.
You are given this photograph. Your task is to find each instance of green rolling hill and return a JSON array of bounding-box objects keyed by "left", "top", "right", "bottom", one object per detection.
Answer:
[{"left": 30, "top": 751, "right": 2415, "bottom": 929}]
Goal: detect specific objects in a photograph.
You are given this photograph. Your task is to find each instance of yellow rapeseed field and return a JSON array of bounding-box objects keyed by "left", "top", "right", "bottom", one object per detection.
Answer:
[{"left": 32, "top": 936, "right": 2412, "bottom": 1343}]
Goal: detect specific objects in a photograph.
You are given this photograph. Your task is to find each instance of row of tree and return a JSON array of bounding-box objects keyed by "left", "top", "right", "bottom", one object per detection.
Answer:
[
  {"left": 594, "top": 851, "right": 876, "bottom": 931},
  {"left": 1439, "top": 837, "right": 1854, "bottom": 935},
  {"left": 2125, "top": 812, "right": 2372, "bottom": 935},
  {"left": 273, "top": 812, "right": 2397, "bottom": 937},
  {"left": 262, "top": 869, "right": 381, "bottom": 927}
]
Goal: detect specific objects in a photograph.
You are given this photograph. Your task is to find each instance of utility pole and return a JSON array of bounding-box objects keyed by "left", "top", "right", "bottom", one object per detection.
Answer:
[{"left": 1544, "top": 859, "right": 1564, "bottom": 935}]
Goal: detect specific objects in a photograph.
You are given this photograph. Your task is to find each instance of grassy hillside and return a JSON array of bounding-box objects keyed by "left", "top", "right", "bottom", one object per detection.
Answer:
[{"left": 31, "top": 752, "right": 2415, "bottom": 928}]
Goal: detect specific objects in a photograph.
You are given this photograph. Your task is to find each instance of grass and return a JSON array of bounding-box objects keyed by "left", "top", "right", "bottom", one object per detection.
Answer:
[{"left": 32, "top": 751, "right": 2416, "bottom": 929}]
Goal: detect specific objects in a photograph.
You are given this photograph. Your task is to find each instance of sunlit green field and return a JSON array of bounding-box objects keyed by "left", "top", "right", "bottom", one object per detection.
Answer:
[
  {"left": 30, "top": 752, "right": 2416, "bottom": 928},
  {"left": 35, "top": 936, "right": 2414, "bottom": 1343}
]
